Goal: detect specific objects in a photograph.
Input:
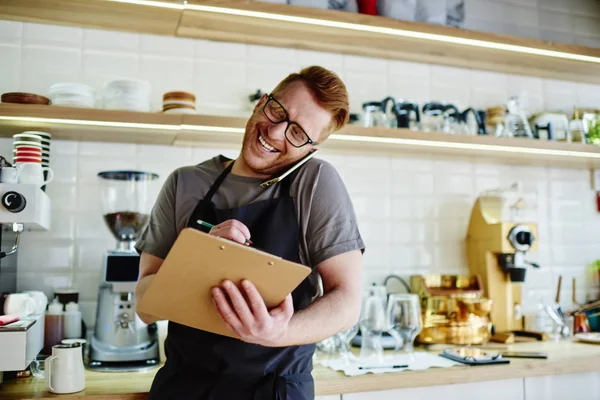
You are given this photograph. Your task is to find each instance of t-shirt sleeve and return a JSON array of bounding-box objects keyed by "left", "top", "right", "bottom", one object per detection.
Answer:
[
  {"left": 303, "top": 162, "right": 365, "bottom": 266},
  {"left": 135, "top": 169, "right": 179, "bottom": 259}
]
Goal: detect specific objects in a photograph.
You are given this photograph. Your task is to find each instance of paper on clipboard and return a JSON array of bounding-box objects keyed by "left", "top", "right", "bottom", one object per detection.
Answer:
[{"left": 137, "top": 228, "right": 312, "bottom": 338}]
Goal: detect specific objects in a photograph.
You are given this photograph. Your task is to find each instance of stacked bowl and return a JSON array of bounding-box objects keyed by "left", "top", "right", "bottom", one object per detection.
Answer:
[
  {"left": 162, "top": 91, "right": 196, "bottom": 114},
  {"left": 1, "top": 92, "right": 50, "bottom": 105},
  {"left": 13, "top": 131, "right": 51, "bottom": 178},
  {"left": 49, "top": 83, "right": 95, "bottom": 108},
  {"left": 103, "top": 79, "right": 151, "bottom": 112}
]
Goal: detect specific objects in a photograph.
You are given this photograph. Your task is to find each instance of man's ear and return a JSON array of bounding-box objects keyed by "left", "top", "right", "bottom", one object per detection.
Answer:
[{"left": 253, "top": 94, "right": 269, "bottom": 114}]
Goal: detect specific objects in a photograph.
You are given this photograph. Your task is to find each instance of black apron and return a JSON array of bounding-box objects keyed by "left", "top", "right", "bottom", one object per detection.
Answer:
[{"left": 149, "top": 158, "right": 317, "bottom": 400}]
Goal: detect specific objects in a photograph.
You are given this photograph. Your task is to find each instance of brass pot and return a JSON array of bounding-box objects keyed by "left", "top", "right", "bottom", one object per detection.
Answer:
[{"left": 457, "top": 298, "right": 493, "bottom": 317}]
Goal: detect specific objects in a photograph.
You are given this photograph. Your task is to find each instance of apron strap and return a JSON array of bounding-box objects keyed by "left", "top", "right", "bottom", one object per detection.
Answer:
[
  {"left": 253, "top": 372, "right": 313, "bottom": 400},
  {"left": 203, "top": 160, "right": 235, "bottom": 202}
]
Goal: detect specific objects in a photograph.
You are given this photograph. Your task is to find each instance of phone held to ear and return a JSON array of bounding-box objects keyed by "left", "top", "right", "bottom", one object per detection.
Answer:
[{"left": 260, "top": 150, "right": 318, "bottom": 188}]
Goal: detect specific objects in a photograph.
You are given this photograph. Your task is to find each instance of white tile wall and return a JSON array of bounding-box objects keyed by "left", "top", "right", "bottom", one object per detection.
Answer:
[
  {"left": 466, "top": 0, "right": 600, "bottom": 47},
  {"left": 0, "top": 19, "right": 598, "bottom": 328}
]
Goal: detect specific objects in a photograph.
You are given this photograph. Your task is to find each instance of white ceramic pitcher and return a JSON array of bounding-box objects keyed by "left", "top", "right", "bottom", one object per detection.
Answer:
[{"left": 45, "top": 344, "right": 85, "bottom": 394}]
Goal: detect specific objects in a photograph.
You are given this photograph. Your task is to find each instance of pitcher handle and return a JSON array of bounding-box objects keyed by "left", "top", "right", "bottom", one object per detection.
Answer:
[
  {"left": 41, "top": 167, "right": 54, "bottom": 186},
  {"left": 45, "top": 355, "right": 57, "bottom": 392}
]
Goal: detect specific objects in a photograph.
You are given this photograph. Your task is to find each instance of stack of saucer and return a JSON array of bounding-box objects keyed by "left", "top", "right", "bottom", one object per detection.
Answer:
[
  {"left": 103, "top": 79, "right": 151, "bottom": 112},
  {"left": 162, "top": 91, "right": 196, "bottom": 114},
  {"left": 13, "top": 131, "right": 51, "bottom": 167},
  {"left": 49, "top": 83, "right": 95, "bottom": 108}
]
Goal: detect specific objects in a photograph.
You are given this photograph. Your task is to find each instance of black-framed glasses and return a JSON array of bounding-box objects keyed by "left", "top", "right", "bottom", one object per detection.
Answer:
[{"left": 263, "top": 94, "right": 318, "bottom": 148}]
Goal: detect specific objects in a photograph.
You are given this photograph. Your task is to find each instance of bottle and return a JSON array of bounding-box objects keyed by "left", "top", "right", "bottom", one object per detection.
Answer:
[
  {"left": 44, "top": 297, "right": 64, "bottom": 354},
  {"left": 63, "top": 302, "right": 82, "bottom": 339},
  {"left": 569, "top": 108, "right": 586, "bottom": 144}
]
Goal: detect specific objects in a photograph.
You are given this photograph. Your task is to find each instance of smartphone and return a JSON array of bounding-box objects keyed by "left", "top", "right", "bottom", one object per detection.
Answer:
[
  {"left": 440, "top": 347, "right": 510, "bottom": 365},
  {"left": 500, "top": 352, "right": 548, "bottom": 359},
  {"left": 260, "top": 150, "right": 318, "bottom": 188}
]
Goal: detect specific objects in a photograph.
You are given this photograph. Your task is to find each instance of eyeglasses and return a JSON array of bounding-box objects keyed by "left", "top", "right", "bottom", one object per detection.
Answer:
[{"left": 262, "top": 94, "right": 318, "bottom": 148}]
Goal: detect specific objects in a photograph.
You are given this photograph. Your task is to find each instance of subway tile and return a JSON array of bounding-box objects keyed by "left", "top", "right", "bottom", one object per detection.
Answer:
[
  {"left": 359, "top": 219, "right": 393, "bottom": 244},
  {"left": 344, "top": 71, "right": 390, "bottom": 113},
  {"left": 344, "top": 168, "right": 391, "bottom": 195},
  {"left": 247, "top": 44, "right": 296, "bottom": 65},
  {"left": 362, "top": 270, "right": 391, "bottom": 288},
  {"left": 436, "top": 196, "right": 473, "bottom": 220},
  {"left": 543, "top": 91, "right": 577, "bottom": 113},
  {"left": 83, "top": 51, "right": 139, "bottom": 95},
  {"left": 195, "top": 39, "right": 246, "bottom": 61},
  {"left": 0, "top": 45, "right": 21, "bottom": 94},
  {"left": 474, "top": 162, "right": 511, "bottom": 176},
  {"left": 551, "top": 200, "right": 584, "bottom": 223},
  {"left": 470, "top": 70, "right": 507, "bottom": 88},
  {"left": 340, "top": 154, "right": 391, "bottom": 170},
  {"left": 17, "top": 272, "right": 73, "bottom": 301},
  {"left": 17, "top": 237, "right": 74, "bottom": 270},
  {"left": 23, "top": 23, "right": 82, "bottom": 47},
  {"left": 247, "top": 62, "right": 297, "bottom": 95},
  {"left": 538, "top": 0, "right": 572, "bottom": 13},
  {"left": 362, "top": 243, "right": 391, "bottom": 269},
  {"left": 550, "top": 180, "right": 589, "bottom": 199},
  {"left": 433, "top": 242, "right": 468, "bottom": 271},
  {"left": 573, "top": 16, "right": 600, "bottom": 38},
  {"left": 570, "top": 0, "right": 600, "bottom": 16},
  {"left": 388, "top": 60, "right": 430, "bottom": 79},
  {"left": 351, "top": 196, "right": 391, "bottom": 219},
  {"left": 576, "top": 83, "right": 600, "bottom": 108},
  {"left": 470, "top": 89, "right": 508, "bottom": 108},
  {"left": 474, "top": 175, "right": 502, "bottom": 194},
  {"left": 76, "top": 238, "right": 116, "bottom": 270},
  {"left": 137, "top": 144, "right": 191, "bottom": 160},
  {"left": 79, "top": 301, "right": 97, "bottom": 329},
  {"left": 72, "top": 272, "right": 101, "bottom": 302},
  {"left": 139, "top": 55, "right": 194, "bottom": 110},
  {"left": 464, "top": 0, "right": 504, "bottom": 21},
  {"left": 75, "top": 210, "right": 114, "bottom": 240},
  {"left": 391, "top": 221, "right": 436, "bottom": 244},
  {"left": 388, "top": 75, "right": 432, "bottom": 104},
  {"left": 79, "top": 141, "right": 136, "bottom": 157},
  {"left": 541, "top": 30, "right": 575, "bottom": 45},
  {"left": 51, "top": 140, "right": 79, "bottom": 155},
  {"left": 503, "top": 24, "right": 540, "bottom": 40},
  {"left": 83, "top": 28, "right": 139, "bottom": 52},
  {"left": 45, "top": 183, "right": 77, "bottom": 211},
  {"left": 434, "top": 174, "right": 474, "bottom": 196},
  {"left": 431, "top": 65, "right": 470, "bottom": 86},
  {"left": 0, "top": 20, "right": 23, "bottom": 44},
  {"left": 391, "top": 172, "right": 434, "bottom": 195},
  {"left": 507, "top": 75, "right": 544, "bottom": 94},
  {"left": 574, "top": 35, "right": 600, "bottom": 49},
  {"left": 435, "top": 219, "right": 468, "bottom": 243},
  {"left": 463, "top": 18, "right": 506, "bottom": 35},
  {"left": 391, "top": 245, "right": 434, "bottom": 268},
  {"left": 195, "top": 59, "right": 248, "bottom": 111},
  {"left": 296, "top": 50, "right": 344, "bottom": 74},
  {"left": 76, "top": 183, "right": 102, "bottom": 212},
  {"left": 191, "top": 147, "right": 239, "bottom": 162},
  {"left": 430, "top": 84, "right": 471, "bottom": 109},
  {"left": 391, "top": 155, "right": 434, "bottom": 172},
  {"left": 503, "top": 4, "right": 538, "bottom": 28},
  {"left": 390, "top": 197, "right": 438, "bottom": 220},
  {"left": 27, "top": 211, "right": 76, "bottom": 241},
  {"left": 548, "top": 167, "right": 588, "bottom": 180},
  {"left": 344, "top": 54, "right": 387, "bottom": 73},
  {"left": 21, "top": 46, "right": 82, "bottom": 95},
  {"left": 140, "top": 34, "right": 194, "bottom": 57},
  {"left": 49, "top": 155, "right": 78, "bottom": 183},
  {"left": 539, "top": 10, "right": 573, "bottom": 33}
]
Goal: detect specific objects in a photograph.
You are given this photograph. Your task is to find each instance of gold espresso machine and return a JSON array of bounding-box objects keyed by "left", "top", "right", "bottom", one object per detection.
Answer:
[
  {"left": 466, "top": 188, "right": 539, "bottom": 333},
  {"left": 412, "top": 275, "right": 493, "bottom": 344}
]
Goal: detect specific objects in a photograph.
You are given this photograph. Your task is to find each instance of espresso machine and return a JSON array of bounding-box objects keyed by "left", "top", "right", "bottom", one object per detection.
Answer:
[
  {"left": 466, "top": 185, "right": 539, "bottom": 333},
  {"left": 88, "top": 170, "right": 160, "bottom": 372}
]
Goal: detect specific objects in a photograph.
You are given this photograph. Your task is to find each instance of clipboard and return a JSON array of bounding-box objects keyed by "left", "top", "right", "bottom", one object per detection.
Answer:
[{"left": 137, "top": 228, "right": 312, "bottom": 338}]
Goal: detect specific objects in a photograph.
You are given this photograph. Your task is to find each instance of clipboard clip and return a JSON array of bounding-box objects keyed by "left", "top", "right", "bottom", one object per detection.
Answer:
[{"left": 259, "top": 150, "right": 318, "bottom": 189}]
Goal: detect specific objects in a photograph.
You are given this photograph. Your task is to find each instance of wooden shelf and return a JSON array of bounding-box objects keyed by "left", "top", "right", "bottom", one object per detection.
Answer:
[
  {"left": 1, "top": 0, "right": 600, "bottom": 84},
  {"left": 2, "top": 103, "right": 600, "bottom": 168}
]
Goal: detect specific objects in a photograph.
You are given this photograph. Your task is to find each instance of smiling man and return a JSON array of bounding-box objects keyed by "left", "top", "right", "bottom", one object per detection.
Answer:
[{"left": 135, "top": 66, "right": 364, "bottom": 400}]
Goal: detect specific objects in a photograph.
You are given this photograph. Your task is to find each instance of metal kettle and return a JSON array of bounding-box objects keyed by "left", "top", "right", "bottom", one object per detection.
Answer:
[
  {"left": 362, "top": 101, "right": 389, "bottom": 128},
  {"left": 383, "top": 97, "right": 421, "bottom": 129}
]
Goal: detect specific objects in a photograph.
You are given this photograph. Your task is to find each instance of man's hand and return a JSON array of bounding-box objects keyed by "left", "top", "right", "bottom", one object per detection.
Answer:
[
  {"left": 212, "top": 279, "right": 293, "bottom": 347},
  {"left": 208, "top": 219, "right": 251, "bottom": 246}
]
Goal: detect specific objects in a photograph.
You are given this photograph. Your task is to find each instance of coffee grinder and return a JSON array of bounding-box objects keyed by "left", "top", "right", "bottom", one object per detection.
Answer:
[
  {"left": 466, "top": 185, "right": 539, "bottom": 333},
  {"left": 88, "top": 170, "right": 160, "bottom": 371}
]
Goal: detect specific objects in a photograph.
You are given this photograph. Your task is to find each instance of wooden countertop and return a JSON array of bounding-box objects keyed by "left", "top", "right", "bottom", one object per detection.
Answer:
[{"left": 2, "top": 341, "right": 600, "bottom": 399}]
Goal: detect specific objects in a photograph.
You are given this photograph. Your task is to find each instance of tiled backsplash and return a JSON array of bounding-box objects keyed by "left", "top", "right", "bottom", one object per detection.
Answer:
[{"left": 0, "top": 20, "right": 599, "bottom": 328}]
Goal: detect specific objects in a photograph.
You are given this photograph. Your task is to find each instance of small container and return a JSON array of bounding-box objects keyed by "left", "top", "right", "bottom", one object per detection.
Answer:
[
  {"left": 63, "top": 302, "right": 82, "bottom": 339},
  {"left": 44, "top": 298, "right": 64, "bottom": 354}
]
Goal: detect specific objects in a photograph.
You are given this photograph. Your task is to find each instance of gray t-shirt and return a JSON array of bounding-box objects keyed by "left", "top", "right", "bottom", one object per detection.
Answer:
[{"left": 136, "top": 156, "right": 365, "bottom": 272}]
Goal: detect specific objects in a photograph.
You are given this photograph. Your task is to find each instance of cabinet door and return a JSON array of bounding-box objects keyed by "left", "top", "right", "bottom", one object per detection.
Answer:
[
  {"left": 344, "top": 378, "right": 524, "bottom": 400},
  {"left": 315, "top": 396, "right": 340, "bottom": 400},
  {"left": 525, "top": 372, "right": 600, "bottom": 400}
]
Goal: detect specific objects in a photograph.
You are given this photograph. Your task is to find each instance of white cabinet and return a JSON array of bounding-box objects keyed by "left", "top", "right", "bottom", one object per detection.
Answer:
[
  {"left": 316, "top": 396, "right": 340, "bottom": 400},
  {"left": 524, "top": 372, "right": 600, "bottom": 400},
  {"left": 343, "top": 379, "right": 524, "bottom": 400}
]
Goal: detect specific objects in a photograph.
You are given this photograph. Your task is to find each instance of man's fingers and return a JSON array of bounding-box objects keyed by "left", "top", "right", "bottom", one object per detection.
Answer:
[
  {"left": 212, "top": 287, "right": 242, "bottom": 331},
  {"left": 241, "top": 280, "right": 269, "bottom": 321},
  {"left": 218, "top": 219, "right": 251, "bottom": 240},
  {"left": 270, "top": 293, "right": 294, "bottom": 320},
  {"left": 209, "top": 226, "right": 247, "bottom": 244},
  {"left": 221, "top": 280, "right": 255, "bottom": 327}
]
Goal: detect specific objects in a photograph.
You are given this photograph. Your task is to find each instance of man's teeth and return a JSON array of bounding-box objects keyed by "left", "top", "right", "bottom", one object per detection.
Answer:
[{"left": 258, "top": 134, "right": 277, "bottom": 152}]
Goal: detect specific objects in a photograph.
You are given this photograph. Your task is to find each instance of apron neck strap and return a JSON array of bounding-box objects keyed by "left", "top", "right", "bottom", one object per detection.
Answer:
[{"left": 203, "top": 160, "right": 235, "bottom": 202}]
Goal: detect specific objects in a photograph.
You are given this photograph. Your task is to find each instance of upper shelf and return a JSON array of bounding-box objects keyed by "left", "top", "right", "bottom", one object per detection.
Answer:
[
  {"left": 2, "top": 103, "right": 600, "bottom": 169},
  {"left": 1, "top": 0, "right": 600, "bottom": 84}
]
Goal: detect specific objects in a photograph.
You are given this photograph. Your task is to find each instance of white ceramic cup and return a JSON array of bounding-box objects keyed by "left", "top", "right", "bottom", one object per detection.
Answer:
[
  {"left": 0, "top": 167, "right": 19, "bottom": 183},
  {"left": 3, "top": 293, "right": 36, "bottom": 317},
  {"left": 45, "top": 344, "right": 86, "bottom": 394},
  {"left": 17, "top": 162, "right": 54, "bottom": 186},
  {"left": 24, "top": 291, "right": 48, "bottom": 314}
]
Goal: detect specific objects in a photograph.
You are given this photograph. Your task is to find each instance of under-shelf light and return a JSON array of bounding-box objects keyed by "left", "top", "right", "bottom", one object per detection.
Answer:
[
  {"left": 329, "top": 133, "right": 600, "bottom": 158},
  {"left": 0, "top": 116, "right": 182, "bottom": 130},
  {"left": 181, "top": 124, "right": 245, "bottom": 134},
  {"left": 108, "top": 0, "right": 600, "bottom": 64}
]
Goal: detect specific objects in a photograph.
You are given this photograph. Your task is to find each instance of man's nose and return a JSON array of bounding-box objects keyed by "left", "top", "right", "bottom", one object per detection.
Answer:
[{"left": 266, "top": 121, "right": 287, "bottom": 142}]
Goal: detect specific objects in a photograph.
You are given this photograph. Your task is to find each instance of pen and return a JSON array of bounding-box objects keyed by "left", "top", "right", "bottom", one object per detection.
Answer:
[
  {"left": 357, "top": 364, "right": 408, "bottom": 370},
  {"left": 196, "top": 219, "right": 253, "bottom": 245}
]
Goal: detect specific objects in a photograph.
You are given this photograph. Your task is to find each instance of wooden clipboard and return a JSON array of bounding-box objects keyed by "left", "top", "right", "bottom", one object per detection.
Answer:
[{"left": 137, "top": 228, "right": 312, "bottom": 338}]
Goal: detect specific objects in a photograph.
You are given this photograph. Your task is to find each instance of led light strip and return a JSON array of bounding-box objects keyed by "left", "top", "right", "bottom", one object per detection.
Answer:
[
  {"left": 329, "top": 133, "right": 600, "bottom": 158},
  {"left": 181, "top": 124, "right": 245, "bottom": 133},
  {"left": 107, "top": 0, "right": 600, "bottom": 63},
  {"left": 0, "top": 116, "right": 182, "bottom": 130}
]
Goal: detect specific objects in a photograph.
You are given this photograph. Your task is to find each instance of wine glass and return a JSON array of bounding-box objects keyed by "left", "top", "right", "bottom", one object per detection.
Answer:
[
  {"left": 386, "top": 294, "right": 422, "bottom": 354},
  {"left": 336, "top": 324, "right": 359, "bottom": 365},
  {"left": 359, "top": 286, "right": 387, "bottom": 364}
]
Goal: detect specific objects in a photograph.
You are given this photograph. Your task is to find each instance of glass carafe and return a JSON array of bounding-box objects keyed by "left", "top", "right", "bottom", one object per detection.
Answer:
[{"left": 359, "top": 285, "right": 387, "bottom": 364}]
